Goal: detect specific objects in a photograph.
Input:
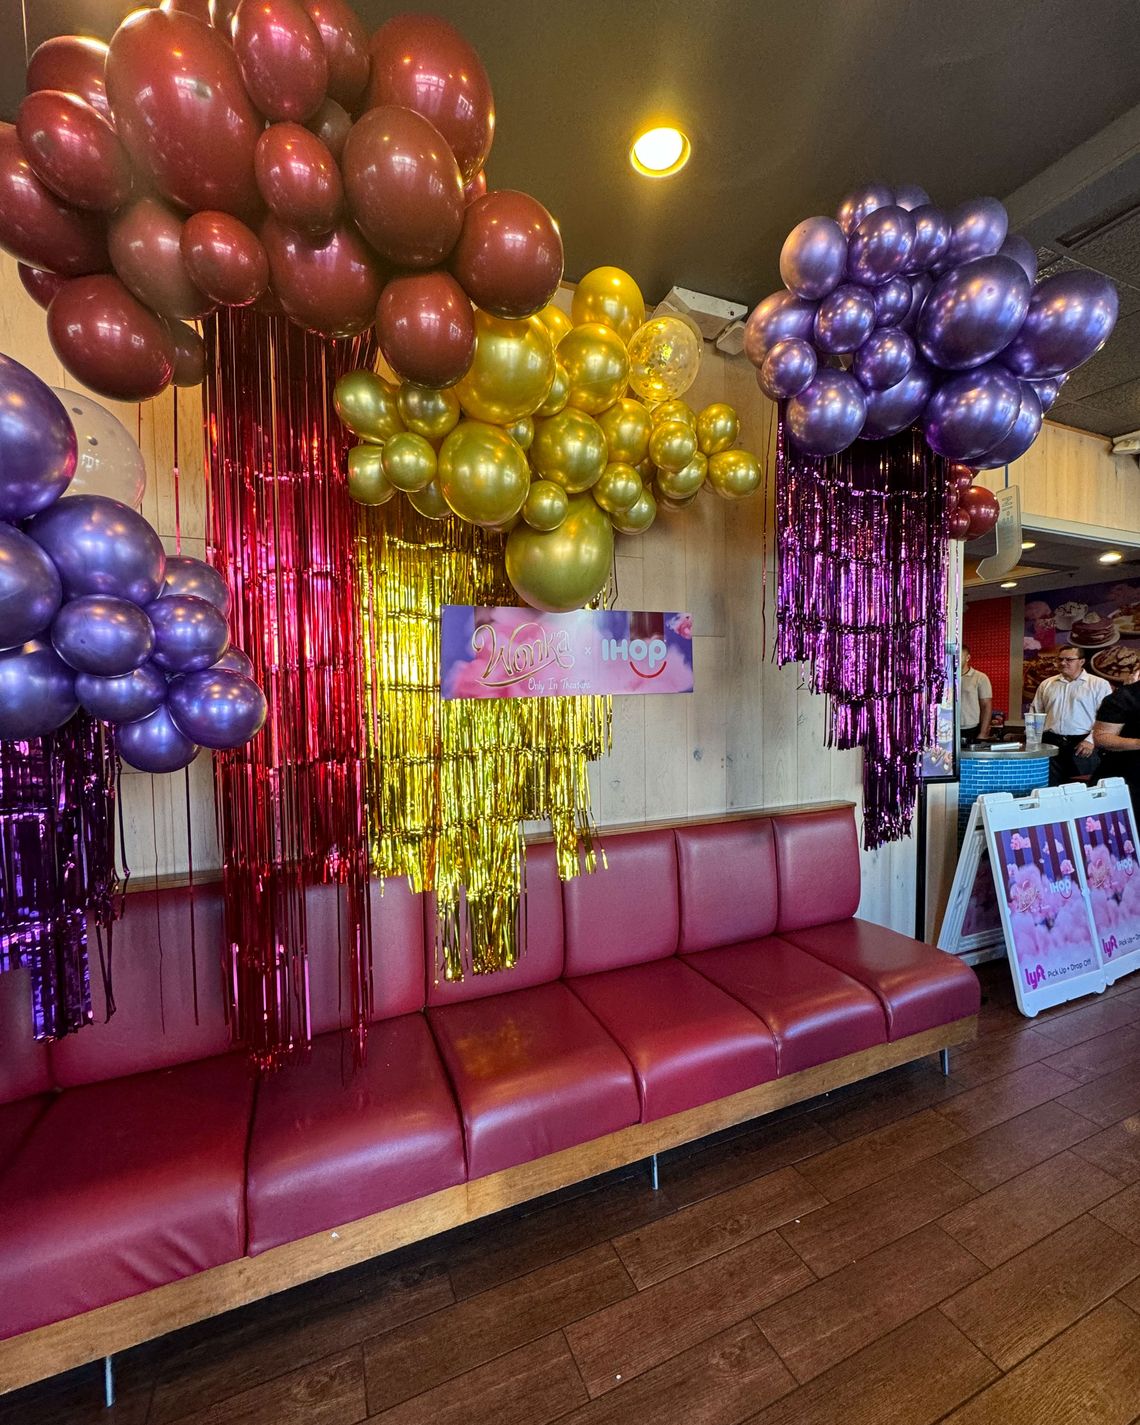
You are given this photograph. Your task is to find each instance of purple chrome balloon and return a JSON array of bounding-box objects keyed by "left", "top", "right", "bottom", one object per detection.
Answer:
[
  {"left": 779, "top": 216, "right": 847, "bottom": 301},
  {"left": 0, "top": 354, "right": 77, "bottom": 522},
  {"left": 786, "top": 370, "right": 867, "bottom": 457},
  {"left": 999, "top": 234, "right": 1037, "bottom": 284},
  {"left": 974, "top": 381, "right": 1043, "bottom": 469},
  {"left": 157, "top": 555, "right": 233, "bottom": 615},
  {"left": 148, "top": 593, "right": 230, "bottom": 673},
  {"left": 758, "top": 337, "right": 817, "bottom": 400},
  {"left": 26, "top": 494, "right": 166, "bottom": 604},
  {"left": 905, "top": 206, "right": 952, "bottom": 273},
  {"left": 859, "top": 358, "right": 936, "bottom": 439},
  {"left": 744, "top": 290, "right": 818, "bottom": 365},
  {"left": 117, "top": 704, "right": 199, "bottom": 773},
  {"left": 1001, "top": 269, "right": 1118, "bottom": 378},
  {"left": 922, "top": 361, "right": 1021, "bottom": 462},
  {"left": 0, "top": 520, "right": 62, "bottom": 649},
  {"left": 0, "top": 640, "right": 77, "bottom": 739},
  {"left": 1026, "top": 372, "right": 1066, "bottom": 412},
  {"left": 814, "top": 283, "right": 876, "bottom": 354},
  {"left": 52, "top": 594, "right": 155, "bottom": 675},
  {"left": 901, "top": 273, "right": 933, "bottom": 333},
  {"left": 847, "top": 205, "right": 915, "bottom": 286},
  {"left": 872, "top": 275, "right": 912, "bottom": 327},
  {"left": 916, "top": 255, "right": 1031, "bottom": 371},
  {"left": 854, "top": 327, "right": 915, "bottom": 390},
  {"left": 946, "top": 197, "right": 1008, "bottom": 266},
  {"left": 76, "top": 660, "right": 168, "bottom": 724},
  {"left": 212, "top": 646, "right": 255, "bottom": 677},
  {"left": 836, "top": 183, "right": 894, "bottom": 237},
  {"left": 894, "top": 182, "right": 932, "bottom": 212},
  {"left": 167, "top": 667, "right": 267, "bottom": 749}
]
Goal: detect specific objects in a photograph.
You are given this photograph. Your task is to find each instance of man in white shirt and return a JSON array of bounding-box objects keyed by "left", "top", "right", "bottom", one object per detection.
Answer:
[
  {"left": 960, "top": 645, "right": 992, "bottom": 743},
  {"left": 1031, "top": 644, "right": 1112, "bottom": 782}
]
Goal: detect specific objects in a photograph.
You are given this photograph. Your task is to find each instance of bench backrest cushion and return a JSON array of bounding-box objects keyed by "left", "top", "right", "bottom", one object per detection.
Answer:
[
  {"left": 308, "top": 878, "right": 427, "bottom": 1033},
  {"left": 0, "top": 969, "right": 54, "bottom": 1104},
  {"left": 562, "top": 828, "right": 679, "bottom": 975},
  {"left": 675, "top": 818, "right": 779, "bottom": 953},
  {"left": 773, "top": 806, "right": 862, "bottom": 933}
]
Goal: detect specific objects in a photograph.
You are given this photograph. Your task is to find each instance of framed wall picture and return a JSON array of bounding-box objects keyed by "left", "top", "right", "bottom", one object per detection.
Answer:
[{"left": 921, "top": 641, "right": 959, "bottom": 783}]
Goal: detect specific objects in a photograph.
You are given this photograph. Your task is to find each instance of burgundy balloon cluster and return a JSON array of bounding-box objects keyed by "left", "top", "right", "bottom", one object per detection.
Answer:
[
  {"left": 945, "top": 468, "right": 1000, "bottom": 542},
  {"left": 0, "top": 353, "right": 266, "bottom": 770},
  {"left": 2, "top": 2, "right": 564, "bottom": 403},
  {"left": 748, "top": 183, "right": 1118, "bottom": 468}
]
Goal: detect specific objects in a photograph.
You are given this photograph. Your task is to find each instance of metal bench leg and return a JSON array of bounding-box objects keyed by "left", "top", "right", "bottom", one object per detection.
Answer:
[
  {"left": 939, "top": 1048, "right": 950, "bottom": 1076},
  {"left": 103, "top": 1355, "right": 115, "bottom": 1409},
  {"left": 649, "top": 1152, "right": 659, "bottom": 1191}
]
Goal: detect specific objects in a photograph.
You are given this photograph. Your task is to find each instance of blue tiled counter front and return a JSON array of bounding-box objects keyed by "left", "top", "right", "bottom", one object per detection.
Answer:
[{"left": 958, "top": 747, "right": 1058, "bottom": 842}]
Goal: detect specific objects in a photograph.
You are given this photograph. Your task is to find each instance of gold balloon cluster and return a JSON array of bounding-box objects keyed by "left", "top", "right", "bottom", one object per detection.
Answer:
[{"left": 336, "top": 266, "right": 763, "bottom": 612}]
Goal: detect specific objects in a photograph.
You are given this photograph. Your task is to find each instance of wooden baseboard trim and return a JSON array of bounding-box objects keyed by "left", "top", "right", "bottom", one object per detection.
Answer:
[{"left": 0, "top": 1014, "right": 976, "bottom": 1395}]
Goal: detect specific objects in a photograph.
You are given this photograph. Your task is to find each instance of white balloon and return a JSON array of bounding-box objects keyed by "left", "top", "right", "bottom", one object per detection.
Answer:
[{"left": 50, "top": 389, "right": 147, "bottom": 511}]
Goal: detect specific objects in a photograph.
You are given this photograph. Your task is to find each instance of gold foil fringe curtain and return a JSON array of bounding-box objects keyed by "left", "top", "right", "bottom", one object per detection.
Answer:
[{"left": 358, "top": 497, "right": 611, "bottom": 982}]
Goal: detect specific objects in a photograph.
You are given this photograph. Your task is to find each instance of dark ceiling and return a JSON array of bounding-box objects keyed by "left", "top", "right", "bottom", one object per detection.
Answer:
[{"left": 5, "top": 0, "right": 1140, "bottom": 438}]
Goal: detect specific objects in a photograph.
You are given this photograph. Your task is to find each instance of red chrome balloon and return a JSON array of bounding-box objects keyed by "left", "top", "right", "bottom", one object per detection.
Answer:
[
  {"left": 960, "top": 484, "right": 1000, "bottom": 538},
  {"left": 305, "top": 97, "right": 351, "bottom": 162},
  {"left": 342, "top": 106, "right": 464, "bottom": 269},
  {"left": 181, "top": 211, "right": 269, "bottom": 307},
  {"left": 463, "top": 170, "right": 488, "bottom": 206},
  {"left": 366, "top": 14, "right": 494, "bottom": 182},
  {"left": 48, "top": 274, "right": 176, "bottom": 401},
  {"left": 450, "top": 190, "right": 564, "bottom": 318},
  {"left": 109, "top": 196, "right": 213, "bottom": 320},
  {"left": 299, "top": 0, "right": 370, "bottom": 110},
  {"left": 17, "top": 90, "right": 133, "bottom": 213},
  {"left": 948, "top": 507, "right": 972, "bottom": 540},
  {"left": 26, "top": 36, "right": 112, "bottom": 120},
  {"left": 255, "top": 123, "right": 343, "bottom": 236},
  {"left": 160, "top": 0, "right": 215, "bottom": 20},
  {"left": 17, "top": 263, "right": 66, "bottom": 310},
  {"left": 106, "top": 9, "right": 262, "bottom": 217},
  {"left": 375, "top": 271, "right": 475, "bottom": 388},
  {"left": 233, "top": 0, "right": 328, "bottom": 123},
  {"left": 0, "top": 124, "right": 108, "bottom": 277},
  {"left": 260, "top": 216, "right": 385, "bottom": 337},
  {"left": 167, "top": 318, "right": 208, "bottom": 386}
]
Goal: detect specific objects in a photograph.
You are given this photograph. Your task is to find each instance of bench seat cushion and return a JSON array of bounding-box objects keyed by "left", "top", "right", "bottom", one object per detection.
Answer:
[
  {"left": 0, "top": 1094, "right": 49, "bottom": 1176},
  {"left": 0, "top": 1054, "right": 253, "bottom": 1340},
  {"left": 683, "top": 937, "right": 888, "bottom": 1075},
  {"left": 779, "top": 918, "right": 982, "bottom": 1039},
  {"left": 428, "top": 981, "right": 640, "bottom": 1179},
  {"left": 246, "top": 1014, "right": 466, "bottom": 1255},
  {"left": 567, "top": 958, "right": 778, "bottom": 1122}
]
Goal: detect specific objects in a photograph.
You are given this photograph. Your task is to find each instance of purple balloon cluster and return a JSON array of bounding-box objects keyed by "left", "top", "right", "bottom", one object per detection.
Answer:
[
  {"left": 0, "top": 353, "right": 266, "bottom": 772},
  {"left": 746, "top": 184, "right": 1118, "bottom": 464}
]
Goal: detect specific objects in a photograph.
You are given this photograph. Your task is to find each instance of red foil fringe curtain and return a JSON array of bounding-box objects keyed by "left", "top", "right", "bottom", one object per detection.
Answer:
[
  {"left": 0, "top": 715, "right": 120, "bottom": 1039},
  {"left": 775, "top": 419, "right": 949, "bottom": 850},
  {"left": 204, "top": 309, "right": 376, "bottom": 1067}
]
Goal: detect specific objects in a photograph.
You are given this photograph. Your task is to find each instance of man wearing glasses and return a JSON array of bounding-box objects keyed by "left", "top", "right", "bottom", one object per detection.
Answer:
[{"left": 1031, "top": 645, "right": 1111, "bottom": 783}]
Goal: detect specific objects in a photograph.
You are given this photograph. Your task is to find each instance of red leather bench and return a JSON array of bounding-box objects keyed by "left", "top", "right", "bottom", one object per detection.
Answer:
[{"left": 0, "top": 804, "right": 979, "bottom": 1393}]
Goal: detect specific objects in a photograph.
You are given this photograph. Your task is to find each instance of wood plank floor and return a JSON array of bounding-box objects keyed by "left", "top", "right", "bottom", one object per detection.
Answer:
[{"left": 7, "top": 961, "right": 1140, "bottom": 1425}]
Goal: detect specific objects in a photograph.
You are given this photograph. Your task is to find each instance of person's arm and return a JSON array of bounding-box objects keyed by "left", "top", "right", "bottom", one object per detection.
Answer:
[
  {"left": 1031, "top": 684, "right": 1046, "bottom": 713},
  {"left": 978, "top": 696, "right": 993, "bottom": 740},
  {"left": 1094, "top": 719, "right": 1140, "bottom": 752}
]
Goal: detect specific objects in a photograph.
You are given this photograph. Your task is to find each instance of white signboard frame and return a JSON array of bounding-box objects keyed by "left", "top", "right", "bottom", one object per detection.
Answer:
[
  {"left": 1066, "top": 778, "right": 1140, "bottom": 986},
  {"left": 937, "top": 801, "right": 1006, "bottom": 962}
]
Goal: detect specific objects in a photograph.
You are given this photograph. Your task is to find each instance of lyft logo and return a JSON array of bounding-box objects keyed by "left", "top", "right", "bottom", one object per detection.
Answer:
[{"left": 1025, "top": 963, "right": 1047, "bottom": 992}]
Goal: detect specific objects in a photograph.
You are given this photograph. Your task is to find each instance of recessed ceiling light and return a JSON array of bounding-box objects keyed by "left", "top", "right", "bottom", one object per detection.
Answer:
[
  {"left": 1020, "top": 540, "right": 1036, "bottom": 550},
  {"left": 630, "top": 126, "right": 691, "bottom": 178},
  {"left": 1000, "top": 581, "right": 1018, "bottom": 589},
  {"left": 1099, "top": 551, "right": 1124, "bottom": 564}
]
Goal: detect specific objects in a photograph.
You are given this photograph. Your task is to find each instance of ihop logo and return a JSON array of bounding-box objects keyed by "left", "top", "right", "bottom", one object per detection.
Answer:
[{"left": 601, "top": 636, "right": 668, "bottom": 676}]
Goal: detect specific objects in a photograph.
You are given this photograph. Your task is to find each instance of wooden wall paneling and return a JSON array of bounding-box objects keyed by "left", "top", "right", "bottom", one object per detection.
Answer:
[{"left": 983, "top": 419, "right": 1140, "bottom": 537}]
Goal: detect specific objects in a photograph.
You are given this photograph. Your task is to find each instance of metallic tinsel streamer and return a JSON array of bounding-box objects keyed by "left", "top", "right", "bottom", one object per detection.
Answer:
[
  {"left": 0, "top": 715, "right": 120, "bottom": 1039},
  {"left": 775, "top": 419, "right": 949, "bottom": 850},
  {"left": 358, "top": 496, "right": 611, "bottom": 982},
  {"left": 204, "top": 309, "right": 375, "bottom": 1067}
]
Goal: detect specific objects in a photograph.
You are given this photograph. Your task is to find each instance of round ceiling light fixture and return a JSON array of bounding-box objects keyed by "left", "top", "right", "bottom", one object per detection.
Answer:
[
  {"left": 1099, "top": 550, "right": 1124, "bottom": 564},
  {"left": 630, "top": 125, "right": 691, "bottom": 178},
  {"left": 1000, "top": 580, "right": 1019, "bottom": 589}
]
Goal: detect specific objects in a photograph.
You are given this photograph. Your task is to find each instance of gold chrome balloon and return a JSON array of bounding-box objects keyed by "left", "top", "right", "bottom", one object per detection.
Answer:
[
  {"left": 610, "top": 487, "right": 657, "bottom": 535},
  {"left": 407, "top": 477, "right": 452, "bottom": 520},
  {"left": 557, "top": 323, "right": 630, "bottom": 416},
  {"left": 696, "top": 402, "right": 740, "bottom": 455},
  {"left": 381, "top": 431, "right": 437, "bottom": 492},
  {"left": 598, "top": 397, "right": 652, "bottom": 466},
  {"left": 708, "top": 448, "right": 761, "bottom": 499},
  {"left": 652, "top": 398, "right": 696, "bottom": 428},
  {"left": 649, "top": 419, "right": 698, "bottom": 474},
  {"left": 531, "top": 408, "right": 608, "bottom": 493},
  {"left": 335, "top": 370, "right": 403, "bottom": 442},
  {"left": 592, "top": 461, "right": 643, "bottom": 515},
  {"left": 455, "top": 310, "right": 555, "bottom": 425},
  {"left": 536, "top": 361, "right": 570, "bottom": 417},
  {"left": 505, "top": 494, "right": 614, "bottom": 612},
  {"left": 656, "top": 451, "right": 707, "bottom": 500},
  {"left": 523, "top": 479, "right": 569, "bottom": 531},
  {"left": 397, "top": 382, "right": 461, "bottom": 442},
  {"left": 437, "top": 421, "right": 531, "bottom": 528},
  {"left": 507, "top": 416, "right": 535, "bottom": 450},
  {"left": 536, "top": 301, "right": 573, "bottom": 346},
  {"left": 570, "top": 266, "right": 645, "bottom": 344},
  {"left": 655, "top": 481, "right": 699, "bottom": 513},
  {"left": 627, "top": 316, "right": 701, "bottom": 403},
  {"left": 347, "top": 443, "right": 397, "bottom": 505}
]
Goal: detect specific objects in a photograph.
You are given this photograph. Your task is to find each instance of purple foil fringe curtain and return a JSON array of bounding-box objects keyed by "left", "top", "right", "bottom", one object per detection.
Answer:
[
  {"left": 775, "top": 418, "right": 949, "bottom": 850},
  {"left": 0, "top": 715, "right": 121, "bottom": 1038}
]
